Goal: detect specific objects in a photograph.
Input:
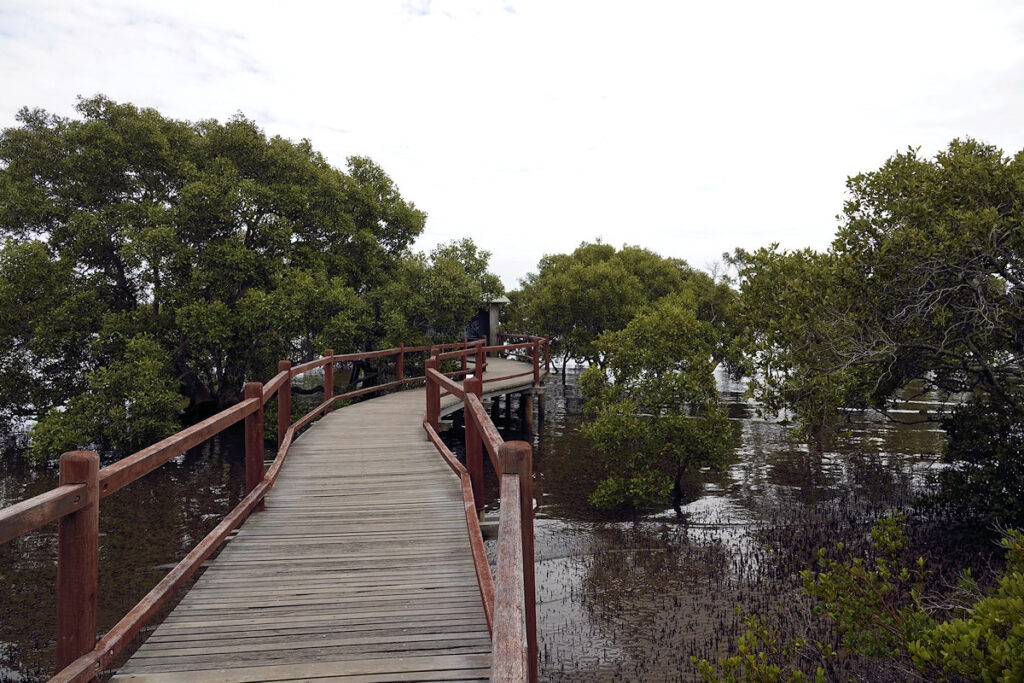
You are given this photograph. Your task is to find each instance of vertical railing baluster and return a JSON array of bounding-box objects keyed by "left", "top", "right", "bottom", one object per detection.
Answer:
[
  {"left": 323, "top": 348, "right": 334, "bottom": 411},
  {"left": 244, "top": 382, "right": 265, "bottom": 512},
  {"left": 56, "top": 450, "right": 99, "bottom": 672},
  {"left": 533, "top": 340, "right": 540, "bottom": 387},
  {"left": 277, "top": 360, "right": 291, "bottom": 449},
  {"left": 397, "top": 343, "right": 405, "bottom": 384},
  {"left": 425, "top": 354, "right": 440, "bottom": 430}
]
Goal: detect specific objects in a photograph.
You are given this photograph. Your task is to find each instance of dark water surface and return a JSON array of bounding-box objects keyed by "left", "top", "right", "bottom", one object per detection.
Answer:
[
  {"left": 0, "top": 369, "right": 997, "bottom": 682},
  {"left": 0, "top": 432, "right": 252, "bottom": 681},
  {"left": 0, "top": 372, "right": 338, "bottom": 681},
  {"left": 474, "top": 369, "right": 998, "bottom": 682}
]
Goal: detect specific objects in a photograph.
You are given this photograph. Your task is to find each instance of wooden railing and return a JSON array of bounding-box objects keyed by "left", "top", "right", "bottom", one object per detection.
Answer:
[
  {"left": 423, "top": 333, "right": 547, "bottom": 683},
  {"left": 0, "top": 337, "right": 491, "bottom": 682}
]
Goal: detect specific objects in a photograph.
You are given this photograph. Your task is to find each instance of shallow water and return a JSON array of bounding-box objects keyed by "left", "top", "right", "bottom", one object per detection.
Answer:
[
  {"left": 468, "top": 369, "right": 993, "bottom": 681},
  {"left": 0, "top": 368, "right": 993, "bottom": 681},
  {"left": 0, "top": 432, "right": 252, "bottom": 681}
]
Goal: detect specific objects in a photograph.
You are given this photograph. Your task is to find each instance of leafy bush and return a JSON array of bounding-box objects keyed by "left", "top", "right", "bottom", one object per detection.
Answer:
[{"left": 696, "top": 518, "right": 1024, "bottom": 682}]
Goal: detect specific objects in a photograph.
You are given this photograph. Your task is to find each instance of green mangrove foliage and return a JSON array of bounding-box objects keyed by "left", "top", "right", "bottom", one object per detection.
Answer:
[
  {"left": 734, "top": 139, "right": 1024, "bottom": 524},
  {"left": 508, "top": 241, "right": 738, "bottom": 371},
  {"left": 507, "top": 241, "right": 738, "bottom": 510},
  {"left": 0, "top": 97, "right": 500, "bottom": 458},
  {"left": 695, "top": 517, "right": 1024, "bottom": 682},
  {"left": 579, "top": 295, "right": 733, "bottom": 511}
]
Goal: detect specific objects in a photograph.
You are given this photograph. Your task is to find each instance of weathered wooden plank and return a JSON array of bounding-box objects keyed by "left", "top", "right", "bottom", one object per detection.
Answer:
[
  {"left": 119, "top": 642, "right": 491, "bottom": 671},
  {"left": 157, "top": 606, "right": 489, "bottom": 631},
  {"left": 145, "top": 620, "right": 486, "bottom": 644},
  {"left": 115, "top": 666, "right": 490, "bottom": 682},
  {"left": 113, "top": 653, "right": 492, "bottom": 681},
  {"left": 132, "top": 630, "right": 492, "bottom": 660}
]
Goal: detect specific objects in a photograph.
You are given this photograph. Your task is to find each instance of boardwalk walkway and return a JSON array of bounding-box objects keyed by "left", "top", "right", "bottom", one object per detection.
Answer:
[{"left": 111, "top": 358, "right": 537, "bottom": 682}]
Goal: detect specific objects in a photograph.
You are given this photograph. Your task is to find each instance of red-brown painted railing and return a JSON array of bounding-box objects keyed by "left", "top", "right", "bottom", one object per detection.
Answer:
[
  {"left": 0, "top": 336, "right": 499, "bottom": 682},
  {"left": 423, "top": 334, "right": 545, "bottom": 683}
]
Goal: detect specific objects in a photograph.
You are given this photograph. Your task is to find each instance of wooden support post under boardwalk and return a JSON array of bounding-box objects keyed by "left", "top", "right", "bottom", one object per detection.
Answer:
[
  {"left": 323, "top": 349, "right": 334, "bottom": 410},
  {"left": 464, "top": 376, "right": 484, "bottom": 513},
  {"left": 505, "top": 392, "right": 514, "bottom": 430},
  {"left": 396, "top": 343, "right": 404, "bottom": 382},
  {"left": 532, "top": 340, "right": 540, "bottom": 386},
  {"left": 56, "top": 450, "right": 99, "bottom": 673},
  {"left": 277, "top": 360, "right": 291, "bottom": 449},
  {"left": 244, "top": 382, "right": 265, "bottom": 513},
  {"left": 425, "top": 355, "right": 440, "bottom": 430},
  {"left": 519, "top": 392, "right": 535, "bottom": 434}
]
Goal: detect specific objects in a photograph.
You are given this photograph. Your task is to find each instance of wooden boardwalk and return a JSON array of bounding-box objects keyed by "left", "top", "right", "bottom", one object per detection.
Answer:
[{"left": 112, "top": 358, "right": 537, "bottom": 682}]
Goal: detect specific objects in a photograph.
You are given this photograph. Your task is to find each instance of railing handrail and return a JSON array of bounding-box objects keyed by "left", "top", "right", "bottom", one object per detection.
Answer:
[
  {"left": 0, "top": 337, "right": 499, "bottom": 682},
  {"left": 0, "top": 483, "right": 87, "bottom": 545},
  {"left": 496, "top": 332, "right": 551, "bottom": 377},
  {"left": 426, "top": 367, "right": 466, "bottom": 400},
  {"left": 434, "top": 338, "right": 486, "bottom": 362},
  {"left": 422, "top": 337, "right": 542, "bottom": 682}
]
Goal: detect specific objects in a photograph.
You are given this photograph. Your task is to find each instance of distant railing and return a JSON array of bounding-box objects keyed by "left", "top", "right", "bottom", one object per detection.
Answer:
[
  {"left": 423, "top": 332, "right": 548, "bottom": 683},
  {"left": 0, "top": 337, "right": 492, "bottom": 682}
]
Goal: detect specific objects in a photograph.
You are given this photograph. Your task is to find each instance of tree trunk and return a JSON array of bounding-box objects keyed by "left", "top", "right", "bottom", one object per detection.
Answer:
[{"left": 672, "top": 467, "right": 688, "bottom": 523}]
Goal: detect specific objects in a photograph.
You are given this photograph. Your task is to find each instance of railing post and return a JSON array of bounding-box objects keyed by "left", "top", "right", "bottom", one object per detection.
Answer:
[
  {"left": 56, "top": 450, "right": 99, "bottom": 672},
  {"left": 425, "top": 355, "right": 440, "bottom": 431},
  {"left": 518, "top": 441, "right": 538, "bottom": 683},
  {"left": 277, "top": 360, "right": 291, "bottom": 450},
  {"left": 544, "top": 335, "right": 551, "bottom": 375},
  {"left": 323, "top": 348, "right": 334, "bottom": 410},
  {"left": 533, "top": 340, "right": 540, "bottom": 387},
  {"left": 464, "top": 376, "right": 484, "bottom": 513},
  {"left": 461, "top": 338, "right": 468, "bottom": 375},
  {"left": 397, "top": 343, "right": 405, "bottom": 383},
  {"left": 476, "top": 345, "right": 485, "bottom": 381},
  {"left": 498, "top": 440, "right": 537, "bottom": 683},
  {"left": 244, "top": 382, "right": 265, "bottom": 513}
]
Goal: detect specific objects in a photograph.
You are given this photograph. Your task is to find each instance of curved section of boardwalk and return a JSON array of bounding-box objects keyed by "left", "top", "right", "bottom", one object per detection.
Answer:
[{"left": 113, "top": 358, "right": 536, "bottom": 682}]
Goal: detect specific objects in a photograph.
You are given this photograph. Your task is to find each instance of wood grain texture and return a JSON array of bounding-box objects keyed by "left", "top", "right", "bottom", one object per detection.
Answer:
[
  {"left": 492, "top": 473, "right": 526, "bottom": 683},
  {"left": 56, "top": 451, "right": 99, "bottom": 671},
  {"left": 0, "top": 482, "right": 86, "bottom": 544},
  {"left": 111, "top": 357, "right": 538, "bottom": 682}
]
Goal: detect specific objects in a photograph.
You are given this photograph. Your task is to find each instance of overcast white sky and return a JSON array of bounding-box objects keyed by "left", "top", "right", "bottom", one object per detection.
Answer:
[{"left": 3, "top": 0, "right": 1024, "bottom": 287}]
